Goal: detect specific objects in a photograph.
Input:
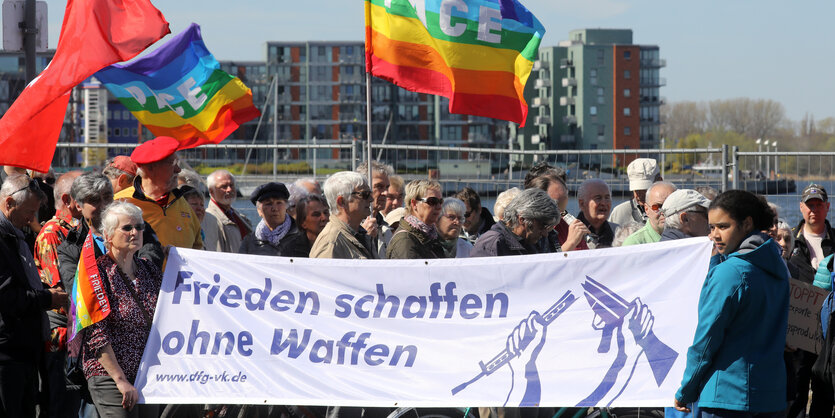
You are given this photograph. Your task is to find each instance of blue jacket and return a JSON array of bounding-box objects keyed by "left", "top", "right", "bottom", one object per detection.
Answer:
[{"left": 676, "top": 232, "right": 789, "bottom": 412}]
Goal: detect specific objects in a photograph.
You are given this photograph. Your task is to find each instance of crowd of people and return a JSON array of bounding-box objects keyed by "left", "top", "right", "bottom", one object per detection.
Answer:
[{"left": 0, "top": 136, "right": 833, "bottom": 418}]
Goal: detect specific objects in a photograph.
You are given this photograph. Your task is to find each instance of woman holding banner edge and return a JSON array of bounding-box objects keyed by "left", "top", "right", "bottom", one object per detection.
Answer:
[
  {"left": 82, "top": 202, "right": 163, "bottom": 417},
  {"left": 674, "top": 190, "right": 789, "bottom": 417}
]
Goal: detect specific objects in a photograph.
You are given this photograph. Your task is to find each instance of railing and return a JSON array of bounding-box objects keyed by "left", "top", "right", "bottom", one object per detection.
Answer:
[{"left": 51, "top": 142, "right": 835, "bottom": 225}]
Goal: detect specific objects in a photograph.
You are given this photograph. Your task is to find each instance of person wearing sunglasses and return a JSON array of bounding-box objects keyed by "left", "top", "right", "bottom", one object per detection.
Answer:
[
  {"left": 311, "top": 171, "right": 376, "bottom": 259},
  {"left": 386, "top": 180, "right": 446, "bottom": 259},
  {"left": 83, "top": 201, "right": 162, "bottom": 416},
  {"left": 622, "top": 182, "right": 677, "bottom": 246},
  {"left": 659, "top": 189, "right": 711, "bottom": 242}
]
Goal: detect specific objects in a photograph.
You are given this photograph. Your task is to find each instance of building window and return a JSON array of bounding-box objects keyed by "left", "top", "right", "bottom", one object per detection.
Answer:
[
  {"left": 624, "top": 50, "right": 631, "bottom": 59},
  {"left": 624, "top": 70, "right": 631, "bottom": 79},
  {"left": 624, "top": 107, "right": 631, "bottom": 116},
  {"left": 589, "top": 106, "right": 597, "bottom": 116},
  {"left": 624, "top": 127, "right": 631, "bottom": 135},
  {"left": 597, "top": 125, "right": 605, "bottom": 135},
  {"left": 597, "top": 87, "right": 604, "bottom": 96},
  {"left": 590, "top": 69, "right": 597, "bottom": 77},
  {"left": 624, "top": 89, "right": 631, "bottom": 97},
  {"left": 114, "top": 128, "right": 120, "bottom": 136}
]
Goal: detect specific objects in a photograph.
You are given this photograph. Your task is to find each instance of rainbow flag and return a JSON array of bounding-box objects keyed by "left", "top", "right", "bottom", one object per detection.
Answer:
[
  {"left": 94, "top": 23, "right": 260, "bottom": 149},
  {"left": 365, "top": 0, "right": 544, "bottom": 127},
  {"left": 67, "top": 232, "right": 110, "bottom": 341}
]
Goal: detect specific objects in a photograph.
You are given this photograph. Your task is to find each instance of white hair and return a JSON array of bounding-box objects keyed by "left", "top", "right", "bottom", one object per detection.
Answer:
[
  {"left": 356, "top": 161, "right": 394, "bottom": 177},
  {"left": 503, "top": 188, "right": 559, "bottom": 229},
  {"left": 207, "top": 169, "right": 234, "bottom": 190},
  {"left": 1, "top": 174, "right": 46, "bottom": 204},
  {"left": 613, "top": 221, "right": 644, "bottom": 247},
  {"left": 323, "top": 171, "right": 367, "bottom": 215},
  {"left": 494, "top": 187, "right": 521, "bottom": 221},
  {"left": 101, "top": 201, "right": 143, "bottom": 243},
  {"left": 441, "top": 197, "right": 466, "bottom": 218}
]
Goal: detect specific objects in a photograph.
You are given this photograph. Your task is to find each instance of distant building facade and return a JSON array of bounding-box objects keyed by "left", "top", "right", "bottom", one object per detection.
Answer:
[{"left": 518, "top": 29, "right": 665, "bottom": 166}]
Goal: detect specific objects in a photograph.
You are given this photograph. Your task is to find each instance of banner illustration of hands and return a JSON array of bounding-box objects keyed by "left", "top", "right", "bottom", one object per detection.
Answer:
[{"left": 451, "top": 276, "right": 679, "bottom": 407}]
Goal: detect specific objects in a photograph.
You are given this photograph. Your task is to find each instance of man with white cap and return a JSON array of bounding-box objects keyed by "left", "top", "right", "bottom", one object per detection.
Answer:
[
  {"left": 610, "top": 158, "right": 661, "bottom": 226},
  {"left": 114, "top": 136, "right": 202, "bottom": 250},
  {"left": 659, "top": 189, "right": 711, "bottom": 241}
]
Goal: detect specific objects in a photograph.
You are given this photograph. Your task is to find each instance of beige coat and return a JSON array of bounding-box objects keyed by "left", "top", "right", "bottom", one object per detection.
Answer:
[
  {"left": 203, "top": 200, "right": 252, "bottom": 253},
  {"left": 310, "top": 216, "right": 374, "bottom": 259}
]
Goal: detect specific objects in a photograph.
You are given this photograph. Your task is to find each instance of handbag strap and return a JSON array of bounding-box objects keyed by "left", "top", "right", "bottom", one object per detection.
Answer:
[{"left": 112, "top": 261, "right": 153, "bottom": 331}]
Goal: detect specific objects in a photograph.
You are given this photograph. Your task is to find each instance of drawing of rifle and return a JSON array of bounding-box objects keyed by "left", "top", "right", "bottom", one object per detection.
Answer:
[
  {"left": 450, "top": 290, "right": 577, "bottom": 395},
  {"left": 581, "top": 276, "right": 678, "bottom": 386}
]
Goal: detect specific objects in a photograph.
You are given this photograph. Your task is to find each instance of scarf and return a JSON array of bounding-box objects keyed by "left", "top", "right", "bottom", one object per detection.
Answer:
[
  {"left": 405, "top": 215, "right": 439, "bottom": 241},
  {"left": 255, "top": 214, "right": 292, "bottom": 247}
]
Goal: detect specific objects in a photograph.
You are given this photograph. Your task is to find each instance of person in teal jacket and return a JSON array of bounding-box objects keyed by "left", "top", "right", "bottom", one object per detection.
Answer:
[{"left": 675, "top": 190, "right": 789, "bottom": 416}]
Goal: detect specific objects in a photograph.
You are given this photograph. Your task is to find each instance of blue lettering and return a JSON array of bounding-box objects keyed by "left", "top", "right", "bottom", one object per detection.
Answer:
[{"left": 220, "top": 285, "right": 242, "bottom": 308}]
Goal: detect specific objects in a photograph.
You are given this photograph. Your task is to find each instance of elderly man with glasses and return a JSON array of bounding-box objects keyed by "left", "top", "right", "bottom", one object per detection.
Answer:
[
  {"left": 386, "top": 180, "right": 446, "bottom": 259},
  {"left": 0, "top": 174, "right": 68, "bottom": 417},
  {"left": 310, "top": 171, "right": 376, "bottom": 259},
  {"left": 622, "top": 182, "right": 677, "bottom": 246},
  {"left": 114, "top": 136, "right": 202, "bottom": 250}
]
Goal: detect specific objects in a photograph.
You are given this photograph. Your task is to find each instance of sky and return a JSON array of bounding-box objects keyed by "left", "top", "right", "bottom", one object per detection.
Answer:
[{"left": 42, "top": 0, "right": 835, "bottom": 122}]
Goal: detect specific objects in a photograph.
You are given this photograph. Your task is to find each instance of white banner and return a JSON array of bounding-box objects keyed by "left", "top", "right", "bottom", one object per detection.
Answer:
[{"left": 136, "top": 238, "right": 713, "bottom": 407}]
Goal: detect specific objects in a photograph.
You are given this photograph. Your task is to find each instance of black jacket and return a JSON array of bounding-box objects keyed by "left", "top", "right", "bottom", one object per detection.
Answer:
[
  {"left": 0, "top": 217, "right": 51, "bottom": 362},
  {"left": 790, "top": 219, "right": 835, "bottom": 284},
  {"left": 58, "top": 219, "right": 164, "bottom": 292},
  {"left": 578, "top": 212, "right": 616, "bottom": 248},
  {"left": 471, "top": 222, "right": 538, "bottom": 257},
  {"left": 238, "top": 217, "right": 310, "bottom": 258}
]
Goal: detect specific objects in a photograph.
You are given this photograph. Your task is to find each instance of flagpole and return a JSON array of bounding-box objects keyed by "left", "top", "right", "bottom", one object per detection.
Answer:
[{"left": 365, "top": 72, "right": 373, "bottom": 187}]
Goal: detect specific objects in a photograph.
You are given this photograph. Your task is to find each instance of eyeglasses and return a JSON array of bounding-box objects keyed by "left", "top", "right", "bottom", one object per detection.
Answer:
[
  {"left": 119, "top": 223, "right": 145, "bottom": 232},
  {"left": 443, "top": 213, "right": 464, "bottom": 222},
  {"left": 11, "top": 178, "right": 40, "bottom": 197},
  {"left": 351, "top": 190, "right": 373, "bottom": 201},
  {"left": 418, "top": 197, "right": 444, "bottom": 207},
  {"left": 464, "top": 211, "right": 473, "bottom": 218},
  {"left": 647, "top": 203, "right": 663, "bottom": 212}
]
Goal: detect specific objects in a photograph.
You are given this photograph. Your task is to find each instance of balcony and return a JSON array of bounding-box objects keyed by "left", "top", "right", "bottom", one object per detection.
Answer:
[
  {"left": 564, "top": 115, "right": 577, "bottom": 125},
  {"left": 560, "top": 134, "right": 575, "bottom": 144},
  {"left": 561, "top": 77, "right": 577, "bottom": 87},
  {"left": 535, "top": 78, "right": 552, "bottom": 89},
  {"left": 535, "top": 116, "right": 552, "bottom": 125},
  {"left": 559, "top": 58, "right": 573, "bottom": 68},
  {"left": 532, "top": 97, "right": 549, "bottom": 107},
  {"left": 558, "top": 40, "right": 583, "bottom": 47},
  {"left": 639, "top": 77, "right": 666, "bottom": 87},
  {"left": 533, "top": 60, "right": 549, "bottom": 71},
  {"left": 559, "top": 96, "right": 575, "bottom": 106},
  {"left": 641, "top": 58, "right": 667, "bottom": 68},
  {"left": 531, "top": 134, "right": 542, "bottom": 144}
]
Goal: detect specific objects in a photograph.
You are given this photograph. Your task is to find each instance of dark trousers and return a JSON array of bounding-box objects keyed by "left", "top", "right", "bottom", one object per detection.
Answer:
[
  {"left": 789, "top": 351, "right": 834, "bottom": 418},
  {"left": 0, "top": 360, "right": 38, "bottom": 418},
  {"left": 87, "top": 376, "right": 159, "bottom": 418}
]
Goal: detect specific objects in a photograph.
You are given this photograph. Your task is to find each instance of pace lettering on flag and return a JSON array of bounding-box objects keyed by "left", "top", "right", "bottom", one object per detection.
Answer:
[
  {"left": 94, "top": 23, "right": 261, "bottom": 150},
  {"left": 0, "top": 0, "right": 170, "bottom": 172},
  {"left": 364, "top": 0, "right": 544, "bottom": 126},
  {"left": 68, "top": 232, "right": 110, "bottom": 341}
]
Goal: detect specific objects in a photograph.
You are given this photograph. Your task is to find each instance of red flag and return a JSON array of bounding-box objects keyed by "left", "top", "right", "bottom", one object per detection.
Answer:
[{"left": 0, "top": 0, "right": 170, "bottom": 172}]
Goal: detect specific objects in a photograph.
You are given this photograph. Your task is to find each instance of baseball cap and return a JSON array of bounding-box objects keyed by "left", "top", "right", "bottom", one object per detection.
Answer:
[
  {"left": 802, "top": 184, "right": 828, "bottom": 203},
  {"left": 107, "top": 155, "right": 137, "bottom": 176},
  {"left": 661, "top": 189, "right": 711, "bottom": 218},
  {"left": 627, "top": 158, "right": 659, "bottom": 191},
  {"left": 130, "top": 136, "right": 180, "bottom": 165},
  {"left": 250, "top": 182, "right": 290, "bottom": 205}
]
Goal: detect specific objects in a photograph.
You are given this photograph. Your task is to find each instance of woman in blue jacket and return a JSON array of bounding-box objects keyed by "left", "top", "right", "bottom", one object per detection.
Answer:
[{"left": 674, "top": 190, "right": 789, "bottom": 417}]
